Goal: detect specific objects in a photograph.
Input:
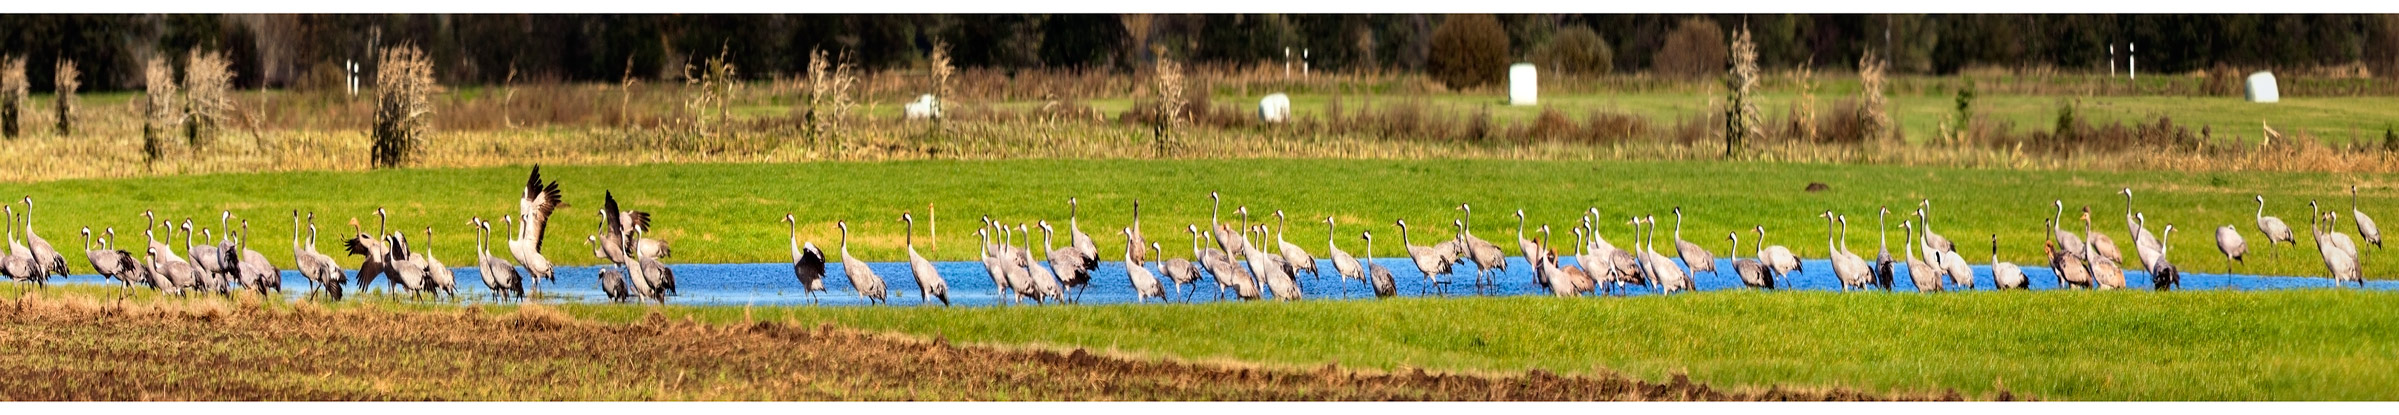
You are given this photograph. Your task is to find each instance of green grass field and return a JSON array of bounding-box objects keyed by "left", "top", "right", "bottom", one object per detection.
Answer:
[
  {"left": 551, "top": 289, "right": 2399, "bottom": 400},
  {"left": 12, "top": 159, "right": 2392, "bottom": 280}
]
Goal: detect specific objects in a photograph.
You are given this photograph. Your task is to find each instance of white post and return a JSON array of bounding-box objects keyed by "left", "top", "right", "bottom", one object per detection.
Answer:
[
  {"left": 346, "top": 59, "right": 359, "bottom": 97},
  {"left": 1302, "top": 49, "right": 1310, "bottom": 77},
  {"left": 2129, "top": 42, "right": 2137, "bottom": 80},
  {"left": 2107, "top": 45, "right": 2115, "bottom": 77},
  {"left": 1283, "top": 47, "right": 1292, "bottom": 78}
]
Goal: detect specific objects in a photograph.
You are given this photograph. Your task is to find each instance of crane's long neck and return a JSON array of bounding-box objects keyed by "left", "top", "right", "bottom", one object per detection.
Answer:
[
  {"left": 789, "top": 221, "right": 801, "bottom": 258},
  {"left": 1277, "top": 215, "right": 1288, "bottom": 243},
  {"left": 220, "top": 215, "right": 230, "bottom": 243},
  {"left": 840, "top": 225, "right": 850, "bottom": 253},
  {"left": 1674, "top": 211, "right": 1684, "bottom": 241},
  {"left": 1826, "top": 216, "right": 1839, "bottom": 255},
  {"left": 2256, "top": 199, "right": 2266, "bottom": 221},
  {"left": 1325, "top": 221, "right": 1335, "bottom": 252},
  {"left": 292, "top": 215, "right": 303, "bottom": 252},
  {"left": 1070, "top": 203, "right": 1079, "bottom": 232},
  {"left": 1462, "top": 209, "right": 1472, "bottom": 237},
  {"left": 1517, "top": 214, "right": 1526, "bottom": 240},
  {"left": 1904, "top": 225, "right": 1916, "bottom": 261},
  {"left": 1399, "top": 225, "right": 1411, "bottom": 247},
  {"left": 2161, "top": 229, "right": 2174, "bottom": 255},
  {"left": 1991, "top": 237, "right": 1999, "bottom": 265},
  {"left": 2055, "top": 205, "right": 2067, "bottom": 234},
  {"left": 1839, "top": 219, "right": 1851, "bottom": 253},
  {"left": 1923, "top": 206, "right": 1938, "bottom": 238},
  {"left": 1728, "top": 234, "right": 1740, "bottom": 261},
  {"left": 1878, "top": 211, "right": 1889, "bottom": 249},
  {"left": 2082, "top": 216, "right": 2099, "bottom": 257},
  {"left": 2124, "top": 193, "right": 2137, "bottom": 224},
  {"left": 1755, "top": 230, "right": 1765, "bottom": 257},
  {"left": 1212, "top": 198, "right": 1221, "bottom": 228},
  {"left": 906, "top": 219, "right": 914, "bottom": 249},
  {"left": 1364, "top": 234, "right": 1373, "bottom": 262}
]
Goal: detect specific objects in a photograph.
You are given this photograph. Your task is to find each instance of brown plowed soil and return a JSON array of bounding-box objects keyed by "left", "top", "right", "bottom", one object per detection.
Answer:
[{"left": 0, "top": 297, "right": 1981, "bottom": 401}]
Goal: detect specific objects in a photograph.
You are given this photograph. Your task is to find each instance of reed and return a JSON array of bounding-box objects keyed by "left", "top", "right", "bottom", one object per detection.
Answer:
[
  {"left": 52, "top": 58, "right": 77, "bottom": 137},
  {"left": 0, "top": 55, "right": 24, "bottom": 139},
  {"left": 182, "top": 50, "right": 235, "bottom": 148},
  {"left": 372, "top": 44, "right": 438, "bottom": 168}
]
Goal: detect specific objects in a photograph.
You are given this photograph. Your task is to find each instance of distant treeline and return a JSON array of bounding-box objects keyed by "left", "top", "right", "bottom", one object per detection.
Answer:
[{"left": 4, "top": 14, "right": 2398, "bottom": 91}]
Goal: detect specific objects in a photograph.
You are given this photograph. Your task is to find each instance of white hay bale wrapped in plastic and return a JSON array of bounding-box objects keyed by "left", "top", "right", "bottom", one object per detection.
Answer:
[
  {"left": 904, "top": 94, "right": 941, "bottom": 120},
  {"left": 1258, "top": 93, "right": 1292, "bottom": 123},
  {"left": 2245, "top": 72, "right": 2279, "bottom": 103},
  {"left": 1509, "top": 63, "right": 1537, "bottom": 106}
]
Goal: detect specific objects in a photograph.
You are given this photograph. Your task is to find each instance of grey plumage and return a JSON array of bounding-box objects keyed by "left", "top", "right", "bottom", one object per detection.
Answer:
[
  {"left": 1990, "top": 234, "right": 2028, "bottom": 290},
  {"left": 474, "top": 218, "right": 524, "bottom": 301},
  {"left": 904, "top": 213, "right": 949, "bottom": 306},
  {"left": 836, "top": 220, "right": 887, "bottom": 304},
  {"left": 1670, "top": 207, "right": 1718, "bottom": 278},
  {"left": 1396, "top": 219, "right": 1456, "bottom": 296}
]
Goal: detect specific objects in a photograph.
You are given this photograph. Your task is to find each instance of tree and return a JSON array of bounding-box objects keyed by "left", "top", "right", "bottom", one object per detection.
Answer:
[
  {"left": 1653, "top": 17, "right": 1725, "bottom": 79},
  {"left": 1428, "top": 14, "right": 1509, "bottom": 90},
  {"left": 1534, "top": 25, "right": 1611, "bottom": 75}
]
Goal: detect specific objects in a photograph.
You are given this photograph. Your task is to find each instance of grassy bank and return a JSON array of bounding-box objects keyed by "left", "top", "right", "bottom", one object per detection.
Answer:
[
  {"left": 11, "top": 286, "right": 2393, "bottom": 400},
  {"left": 8, "top": 159, "right": 2393, "bottom": 280}
]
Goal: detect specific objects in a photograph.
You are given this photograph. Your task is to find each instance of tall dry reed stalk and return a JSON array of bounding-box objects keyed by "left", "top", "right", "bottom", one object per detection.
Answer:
[
  {"left": 1151, "top": 45, "right": 1186, "bottom": 148},
  {"left": 806, "top": 48, "right": 858, "bottom": 148},
  {"left": 1724, "top": 25, "right": 1761, "bottom": 156},
  {"left": 373, "top": 45, "right": 438, "bottom": 168},
  {"left": 142, "top": 57, "right": 178, "bottom": 164},
  {"left": 1858, "top": 51, "right": 1891, "bottom": 143},
  {"left": 183, "top": 50, "right": 235, "bottom": 148},
  {"left": 683, "top": 45, "right": 737, "bottom": 140},
  {"left": 0, "top": 55, "right": 25, "bottom": 139},
  {"left": 53, "top": 59, "right": 77, "bottom": 137}
]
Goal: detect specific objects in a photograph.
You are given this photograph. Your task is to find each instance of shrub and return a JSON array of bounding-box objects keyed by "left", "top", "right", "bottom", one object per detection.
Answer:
[
  {"left": 373, "top": 45, "right": 439, "bottom": 169},
  {"left": 183, "top": 50, "right": 236, "bottom": 147},
  {"left": 1534, "top": 25, "right": 1611, "bottom": 76},
  {"left": 53, "top": 59, "right": 77, "bottom": 137},
  {"left": 1653, "top": 17, "right": 1726, "bottom": 80},
  {"left": 142, "top": 57, "right": 177, "bottom": 164},
  {"left": 0, "top": 55, "right": 23, "bottom": 139},
  {"left": 1949, "top": 80, "right": 1977, "bottom": 143},
  {"left": 1427, "top": 14, "right": 1509, "bottom": 90},
  {"left": 1723, "top": 25, "right": 1761, "bottom": 156}
]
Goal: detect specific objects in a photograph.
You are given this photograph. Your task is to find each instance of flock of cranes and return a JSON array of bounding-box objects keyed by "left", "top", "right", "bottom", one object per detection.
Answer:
[
  {"left": 2, "top": 169, "right": 2385, "bottom": 305},
  {"left": 778, "top": 188, "right": 2381, "bottom": 306},
  {"left": 1, "top": 167, "right": 681, "bottom": 304}
]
